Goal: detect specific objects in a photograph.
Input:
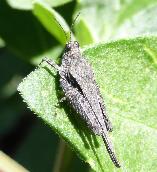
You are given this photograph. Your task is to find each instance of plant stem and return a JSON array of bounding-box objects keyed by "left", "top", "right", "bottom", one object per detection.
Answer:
[{"left": 52, "top": 139, "right": 74, "bottom": 172}]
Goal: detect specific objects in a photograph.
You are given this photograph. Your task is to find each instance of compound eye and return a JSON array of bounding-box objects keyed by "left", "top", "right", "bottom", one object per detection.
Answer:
[
  {"left": 74, "top": 41, "right": 79, "bottom": 47},
  {"left": 66, "top": 43, "right": 71, "bottom": 51}
]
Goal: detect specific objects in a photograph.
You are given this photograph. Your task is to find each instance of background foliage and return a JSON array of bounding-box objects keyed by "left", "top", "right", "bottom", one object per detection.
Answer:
[{"left": 1, "top": 0, "right": 157, "bottom": 172}]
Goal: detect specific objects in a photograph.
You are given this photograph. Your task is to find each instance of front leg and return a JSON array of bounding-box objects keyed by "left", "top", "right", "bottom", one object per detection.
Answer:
[{"left": 40, "top": 57, "right": 60, "bottom": 71}]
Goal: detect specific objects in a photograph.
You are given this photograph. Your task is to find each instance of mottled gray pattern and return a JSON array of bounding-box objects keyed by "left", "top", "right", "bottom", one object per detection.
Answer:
[{"left": 41, "top": 41, "right": 121, "bottom": 168}]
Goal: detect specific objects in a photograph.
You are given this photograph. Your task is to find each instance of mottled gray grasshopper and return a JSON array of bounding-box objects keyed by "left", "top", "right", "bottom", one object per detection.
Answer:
[{"left": 40, "top": 14, "right": 121, "bottom": 168}]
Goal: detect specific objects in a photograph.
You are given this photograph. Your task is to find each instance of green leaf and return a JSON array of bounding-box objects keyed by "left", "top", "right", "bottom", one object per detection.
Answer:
[
  {"left": 116, "top": 0, "right": 157, "bottom": 25},
  {"left": 113, "top": 4, "right": 157, "bottom": 39},
  {"left": 75, "top": 0, "right": 157, "bottom": 42},
  {"left": 33, "top": 1, "right": 70, "bottom": 45},
  {"left": 75, "top": 18, "right": 95, "bottom": 46},
  {"left": 6, "top": 0, "right": 72, "bottom": 10},
  {"left": 18, "top": 36, "right": 157, "bottom": 171}
]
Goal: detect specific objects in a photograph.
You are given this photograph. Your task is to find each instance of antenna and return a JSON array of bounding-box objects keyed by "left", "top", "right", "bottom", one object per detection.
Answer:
[{"left": 70, "top": 12, "right": 80, "bottom": 41}]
